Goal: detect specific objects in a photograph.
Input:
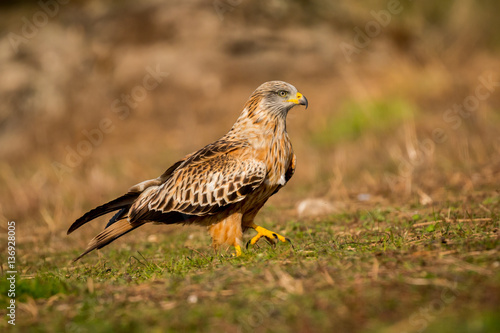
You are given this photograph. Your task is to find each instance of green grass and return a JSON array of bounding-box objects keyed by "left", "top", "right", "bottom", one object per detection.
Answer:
[
  {"left": 312, "top": 98, "right": 414, "bottom": 146},
  {"left": 1, "top": 199, "right": 499, "bottom": 332}
]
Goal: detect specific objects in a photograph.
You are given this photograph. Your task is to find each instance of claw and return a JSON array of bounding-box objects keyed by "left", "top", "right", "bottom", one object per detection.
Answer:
[
  {"left": 264, "top": 235, "right": 276, "bottom": 247},
  {"left": 285, "top": 237, "right": 295, "bottom": 250}
]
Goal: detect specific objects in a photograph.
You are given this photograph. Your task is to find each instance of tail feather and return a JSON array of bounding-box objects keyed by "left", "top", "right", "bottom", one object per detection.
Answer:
[
  {"left": 105, "top": 207, "right": 128, "bottom": 229},
  {"left": 73, "top": 219, "right": 145, "bottom": 262},
  {"left": 67, "top": 193, "right": 138, "bottom": 235}
]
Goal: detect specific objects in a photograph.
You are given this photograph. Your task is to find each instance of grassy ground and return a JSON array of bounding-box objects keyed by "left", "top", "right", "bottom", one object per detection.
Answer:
[
  {"left": 1, "top": 1, "right": 500, "bottom": 332},
  {"left": 1, "top": 195, "right": 499, "bottom": 332}
]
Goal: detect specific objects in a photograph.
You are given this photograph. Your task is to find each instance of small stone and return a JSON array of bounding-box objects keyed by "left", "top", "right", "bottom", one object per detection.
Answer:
[
  {"left": 357, "top": 193, "right": 371, "bottom": 201},
  {"left": 187, "top": 294, "right": 198, "bottom": 304},
  {"left": 297, "top": 198, "right": 340, "bottom": 218}
]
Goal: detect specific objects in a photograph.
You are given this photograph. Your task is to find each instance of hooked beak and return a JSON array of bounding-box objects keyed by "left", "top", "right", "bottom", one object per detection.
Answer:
[{"left": 287, "top": 92, "right": 308, "bottom": 109}]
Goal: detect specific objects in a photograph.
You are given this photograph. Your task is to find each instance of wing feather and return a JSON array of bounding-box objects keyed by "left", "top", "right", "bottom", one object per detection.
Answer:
[{"left": 128, "top": 144, "right": 266, "bottom": 223}]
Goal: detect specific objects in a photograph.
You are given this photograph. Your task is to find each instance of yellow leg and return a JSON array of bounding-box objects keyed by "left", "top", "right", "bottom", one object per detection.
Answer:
[
  {"left": 247, "top": 223, "right": 292, "bottom": 248},
  {"left": 234, "top": 244, "right": 242, "bottom": 257}
]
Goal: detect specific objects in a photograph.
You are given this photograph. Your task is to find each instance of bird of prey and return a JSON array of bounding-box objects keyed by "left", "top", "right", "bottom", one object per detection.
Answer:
[{"left": 68, "top": 81, "right": 308, "bottom": 261}]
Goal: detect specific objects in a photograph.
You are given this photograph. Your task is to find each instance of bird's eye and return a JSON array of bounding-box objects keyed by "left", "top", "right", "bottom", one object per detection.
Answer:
[{"left": 278, "top": 90, "right": 288, "bottom": 97}]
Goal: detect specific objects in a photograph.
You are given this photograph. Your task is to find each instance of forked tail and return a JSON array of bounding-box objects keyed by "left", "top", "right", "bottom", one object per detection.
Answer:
[{"left": 67, "top": 193, "right": 138, "bottom": 234}]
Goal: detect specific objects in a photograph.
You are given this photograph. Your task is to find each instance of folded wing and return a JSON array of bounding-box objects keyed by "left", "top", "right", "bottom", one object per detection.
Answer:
[{"left": 128, "top": 146, "right": 267, "bottom": 223}]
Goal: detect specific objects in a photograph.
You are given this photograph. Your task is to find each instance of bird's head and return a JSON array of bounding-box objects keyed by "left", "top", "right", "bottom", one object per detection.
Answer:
[{"left": 245, "top": 81, "right": 308, "bottom": 118}]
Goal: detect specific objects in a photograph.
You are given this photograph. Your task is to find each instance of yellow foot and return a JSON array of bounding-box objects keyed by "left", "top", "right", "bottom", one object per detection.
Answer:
[
  {"left": 234, "top": 244, "right": 242, "bottom": 257},
  {"left": 246, "top": 224, "right": 293, "bottom": 249}
]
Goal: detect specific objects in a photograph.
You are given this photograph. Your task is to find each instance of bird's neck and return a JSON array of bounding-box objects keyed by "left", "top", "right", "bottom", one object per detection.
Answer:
[{"left": 228, "top": 106, "right": 288, "bottom": 144}]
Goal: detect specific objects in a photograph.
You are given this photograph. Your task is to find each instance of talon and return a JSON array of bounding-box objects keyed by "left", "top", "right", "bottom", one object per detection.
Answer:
[
  {"left": 285, "top": 238, "right": 295, "bottom": 250},
  {"left": 264, "top": 236, "right": 276, "bottom": 247}
]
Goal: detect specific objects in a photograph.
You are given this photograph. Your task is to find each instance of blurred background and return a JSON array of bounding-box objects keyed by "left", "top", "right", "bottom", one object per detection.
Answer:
[{"left": 0, "top": 0, "right": 499, "bottom": 246}]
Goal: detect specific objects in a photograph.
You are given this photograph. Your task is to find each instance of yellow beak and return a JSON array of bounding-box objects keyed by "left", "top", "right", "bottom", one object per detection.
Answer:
[{"left": 287, "top": 92, "right": 308, "bottom": 109}]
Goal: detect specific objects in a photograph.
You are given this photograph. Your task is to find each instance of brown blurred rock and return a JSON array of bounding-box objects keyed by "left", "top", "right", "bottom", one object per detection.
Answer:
[{"left": 296, "top": 198, "right": 343, "bottom": 219}]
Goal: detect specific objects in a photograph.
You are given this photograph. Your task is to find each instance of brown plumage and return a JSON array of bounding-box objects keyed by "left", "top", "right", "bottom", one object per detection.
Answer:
[{"left": 68, "top": 81, "right": 308, "bottom": 261}]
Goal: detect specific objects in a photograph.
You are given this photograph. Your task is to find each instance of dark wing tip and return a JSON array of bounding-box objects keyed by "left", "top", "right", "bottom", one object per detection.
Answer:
[
  {"left": 67, "top": 192, "right": 139, "bottom": 235},
  {"left": 67, "top": 218, "right": 85, "bottom": 235}
]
